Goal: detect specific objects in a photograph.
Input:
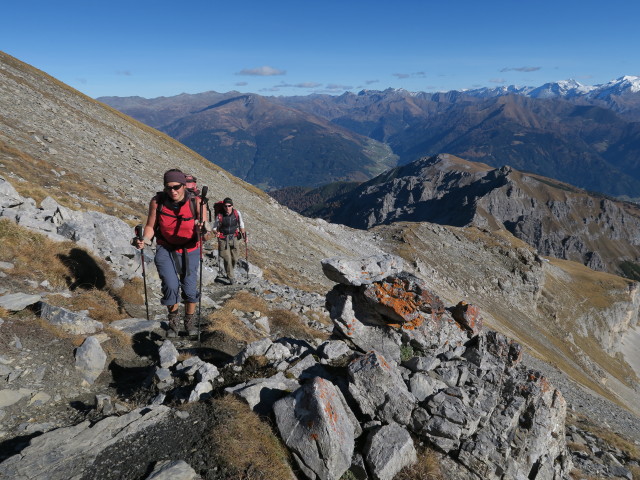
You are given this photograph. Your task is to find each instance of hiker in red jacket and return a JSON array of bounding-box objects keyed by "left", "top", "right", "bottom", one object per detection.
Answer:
[
  {"left": 214, "top": 197, "right": 245, "bottom": 284},
  {"left": 133, "top": 169, "right": 209, "bottom": 337}
]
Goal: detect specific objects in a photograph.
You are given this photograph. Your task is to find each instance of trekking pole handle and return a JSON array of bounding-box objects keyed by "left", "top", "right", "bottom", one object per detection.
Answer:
[
  {"left": 135, "top": 224, "right": 143, "bottom": 241},
  {"left": 201, "top": 185, "right": 208, "bottom": 201}
]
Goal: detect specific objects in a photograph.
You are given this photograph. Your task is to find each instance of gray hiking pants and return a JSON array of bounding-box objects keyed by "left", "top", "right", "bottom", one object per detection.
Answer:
[
  {"left": 155, "top": 244, "right": 200, "bottom": 306},
  {"left": 218, "top": 236, "right": 238, "bottom": 279}
]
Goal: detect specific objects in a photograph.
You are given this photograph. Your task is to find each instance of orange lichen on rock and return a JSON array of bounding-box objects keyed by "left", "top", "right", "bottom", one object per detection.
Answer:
[
  {"left": 370, "top": 280, "right": 422, "bottom": 321},
  {"left": 450, "top": 301, "right": 483, "bottom": 335},
  {"left": 315, "top": 378, "right": 340, "bottom": 426}
]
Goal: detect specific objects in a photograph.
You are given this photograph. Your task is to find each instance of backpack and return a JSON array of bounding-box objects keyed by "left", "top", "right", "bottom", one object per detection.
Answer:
[
  {"left": 184, "top": 174, "right": 200, "bottom": 196},
  {"left": 154, "top": 191, "right": 199, "bottom": 247},
  {"left": 214, "top": 201, "right": 240, "bottom": 238}
]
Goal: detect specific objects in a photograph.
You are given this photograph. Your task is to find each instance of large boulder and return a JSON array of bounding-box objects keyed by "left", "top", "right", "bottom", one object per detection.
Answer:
[
  {"left": 348, "top": 351, "right": 415, "bottom": 426},
  {"left": 321, "top": 254, "right": 403, "bottom": 286},
  {"left": 364, "top": 423, "right": 417, "bottom": 480},
  {"left": 274, "top": 377, "right": 360, "bottom": 480}
]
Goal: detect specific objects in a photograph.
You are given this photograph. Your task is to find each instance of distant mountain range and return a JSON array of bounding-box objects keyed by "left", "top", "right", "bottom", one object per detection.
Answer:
[{"left": 100, "top": 76, "right": 640, "bottom": 196}]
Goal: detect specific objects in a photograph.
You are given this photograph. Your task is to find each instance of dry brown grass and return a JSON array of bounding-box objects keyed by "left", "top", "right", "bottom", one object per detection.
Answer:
[
  {"left": 395, "top": 446, "right": 443, "bottom": 480},
  {"left": 0, "top": 218, "right": 121, "bottom": 291},
  {"left": 102, "top": 327, "right": 133, "bottom": 356},
  {"left": 566, "top": 442, "right": 590, "bottom": 454},
  {"left": 207, "top": 290, "right": 328, "bottom": 342},
  {"left": 46, "top": 289, "right": 126, "bottom": 324},
  {"left": 210, "top": 395, "right": 291, "bottom": 480},
  {"left": 269, "top": 308, "right": 329, "bottom": 342},
  {"left": 205, "top": 291, "right": 264, "bottom": 344},
  {"left": 0, "top": 218, "right": 75, "bottom": 289},
  {"left": 568, "top": 413, "right": 640, "bottom": 460},
  {"left": 0, "top": 307, "right": 9, "bottom": 318},
  {"left": 114, "top": 278, "right": 145, "bottom": 305}
]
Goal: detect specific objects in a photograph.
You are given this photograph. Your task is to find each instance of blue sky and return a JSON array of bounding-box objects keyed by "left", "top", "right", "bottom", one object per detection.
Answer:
[{"left": 2, "top": 0, "right": 638, "bottom": 99}]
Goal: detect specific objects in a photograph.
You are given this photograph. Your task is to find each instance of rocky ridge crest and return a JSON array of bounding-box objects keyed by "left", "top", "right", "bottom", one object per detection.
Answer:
[{"left": 319, "top": 154, "right": 640, "bottom": 279}]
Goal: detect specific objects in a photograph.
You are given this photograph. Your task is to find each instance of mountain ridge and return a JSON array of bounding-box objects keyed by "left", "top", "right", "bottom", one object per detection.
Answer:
[
  {"left": 292, "top": 153, "right": 640, "bottom": 280},
  {"left": 101, "top": 78, "right": 640, "bottom": 197}
]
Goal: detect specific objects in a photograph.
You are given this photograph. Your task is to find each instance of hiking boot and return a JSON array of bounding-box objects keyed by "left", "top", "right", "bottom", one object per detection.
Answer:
[
  {"left": 184, "top": 313, "right": 198, "bottom": 337},
  {"left": 228, "top": 277, "right": 235, "bottom": 285},
  {"left": 167, "top": 310, "right": 181, "bottom": 338}
]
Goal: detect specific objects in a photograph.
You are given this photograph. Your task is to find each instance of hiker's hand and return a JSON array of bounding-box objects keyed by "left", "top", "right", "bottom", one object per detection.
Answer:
[{"left": 131, "top": 237, "right": 144, "bottom": 249}]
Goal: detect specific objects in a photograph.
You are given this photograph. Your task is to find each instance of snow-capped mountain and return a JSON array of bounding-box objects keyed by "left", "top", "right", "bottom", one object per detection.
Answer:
[
  {"left": 589, "top": 75, "right": 640, "bottom": 98},
  {"left": 452, "top": 76, "right": 640, "bottom": 102},
  {"left": 528, "top": 79, "right": 596, "bottom": 99}
]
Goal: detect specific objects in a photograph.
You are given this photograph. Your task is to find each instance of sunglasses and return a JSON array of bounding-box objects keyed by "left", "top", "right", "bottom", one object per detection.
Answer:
[
  {"left": 164, "top": 184, "right": 184, "bottom": 192},
  {"left": 224, "top": 204, "right": 233, "bottom": 207}
]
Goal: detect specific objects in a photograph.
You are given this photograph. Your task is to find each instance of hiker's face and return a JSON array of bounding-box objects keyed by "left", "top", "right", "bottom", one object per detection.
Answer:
[{"left": 164, "top": 183, "right": 185, "bottom": 200}]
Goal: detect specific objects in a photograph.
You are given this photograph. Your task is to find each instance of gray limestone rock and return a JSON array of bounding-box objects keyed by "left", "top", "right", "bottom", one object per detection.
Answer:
[
  {"left": 225, "top": 372, "right": 299, "bottom": 415},
  {"left": 274, "top": 377, "right": 359, "bottom": 480},
  {"left": 321, "top": 254, "right": 403, "bottom": 286},
  {"left": 146, "top": 460, "right": 200, "bottom": 480},
  {"left": 38, "top": 302, "right": 104, "bottom": 335},
  {"left": 286, "top": 355, "right": 329, "bottom": 380},
  {"left": 195, "top": 362, "right": 219, "bottom": 383},
  {"left": 175, "top": 356, "right": 205, "bottom": 377},
  {"left": 74, "top": 336, "right": 107, "bottom": 385},
  {"left": 0, "top": 293, "right": 42, "bottom": 311},
  {"left": 233, "top": 337, "right": 273, "bottom": 365},
  {"left": 318, "top": 339, "right": 353, "bottom": 362},
  {"left": 0, "top": 406, "right": 171, "bottom": 479},
  {"left": 327, "top": 289, "right": 402, "bottom": 363},
  {"left": 158, "top": 340, "right": 179, "bottom": 369},
  {"left": 188, "top": 381, "right": 213, "bottom": 402},
  {"left": 0, "top": 388, "right": 34, "bottom": 408},
  {"left": 348, "top": 351, "right": 416, "bottom": 426},
  {"left": 110, "top": 318, "right": 163, "bottom": 335},
  {"left": 364, "top": 423, "right": 417, "bottom": 480}
]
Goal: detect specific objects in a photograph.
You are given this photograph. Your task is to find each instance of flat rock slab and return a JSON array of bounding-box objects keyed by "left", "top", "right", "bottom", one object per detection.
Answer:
[
  {"left": 321, "top": 255, "right": 404, "bottom": 286},
  {"left": 0, "top": 388, "right": 34, "bottom": 408},
  {"left": 0, "top": 293, "right": 42, "bottom": 311},
  {"left": 110, "top": 318, "right": 163, "bottom": 335},
  {"left": 0, "top": 406, "right": 171, "bottom": 479},
  {"left": 146, "top": 459, "right": 199, "bottom": 480}
]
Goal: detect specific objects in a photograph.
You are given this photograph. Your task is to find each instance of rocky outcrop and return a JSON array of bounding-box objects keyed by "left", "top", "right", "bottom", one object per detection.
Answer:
[
  {"left": 227, "top": 255, "right": 573, "bottom": 479},
  {"left": 0, "top": 406, "right": 171, "bottom": 479}
]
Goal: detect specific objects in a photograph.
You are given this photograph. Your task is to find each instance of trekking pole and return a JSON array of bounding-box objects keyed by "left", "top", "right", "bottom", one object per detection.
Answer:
[
  {"left": 134, "top": 224, "right": 150, "bottom": 321},
  {"left": 197, "top": 186, "right": 209, "bottom": 344},
  {"left": 245, "top": 232, "right": 248, "bottom": 263}
]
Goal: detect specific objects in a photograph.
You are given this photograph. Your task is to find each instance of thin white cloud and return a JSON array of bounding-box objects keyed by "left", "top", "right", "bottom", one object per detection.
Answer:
[
  {"left": 278, "top": 82, "right": 322, "bottom": 88},
  {"left": 326, "top": 83, "right": 353, "bottom": 91},
  {"left": 393, "top": 72, "right": 427, "bottom": 79},
  {"left": 259, "top": 87, "right": 281, "bottom": 92},
  {"left": 500, "top": 66, "right": 541, "bottom": 73},
  {"left": 237, "top": 66, "right": 286, "bottom": 76},
  {"left": 365, "top": 79, "right": 379, "bottom": 85},
  {"left": 235, "top": 81, "right": 248, "bottom": 86}
]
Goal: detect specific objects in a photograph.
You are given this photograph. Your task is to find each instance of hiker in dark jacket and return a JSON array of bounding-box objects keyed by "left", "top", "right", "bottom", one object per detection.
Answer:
[
  {"left": 133, "top": 169, "right": 208, "bottom": 337},
  {"left": 213, "top": 197, "right": 245, "bottom": 284}
]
